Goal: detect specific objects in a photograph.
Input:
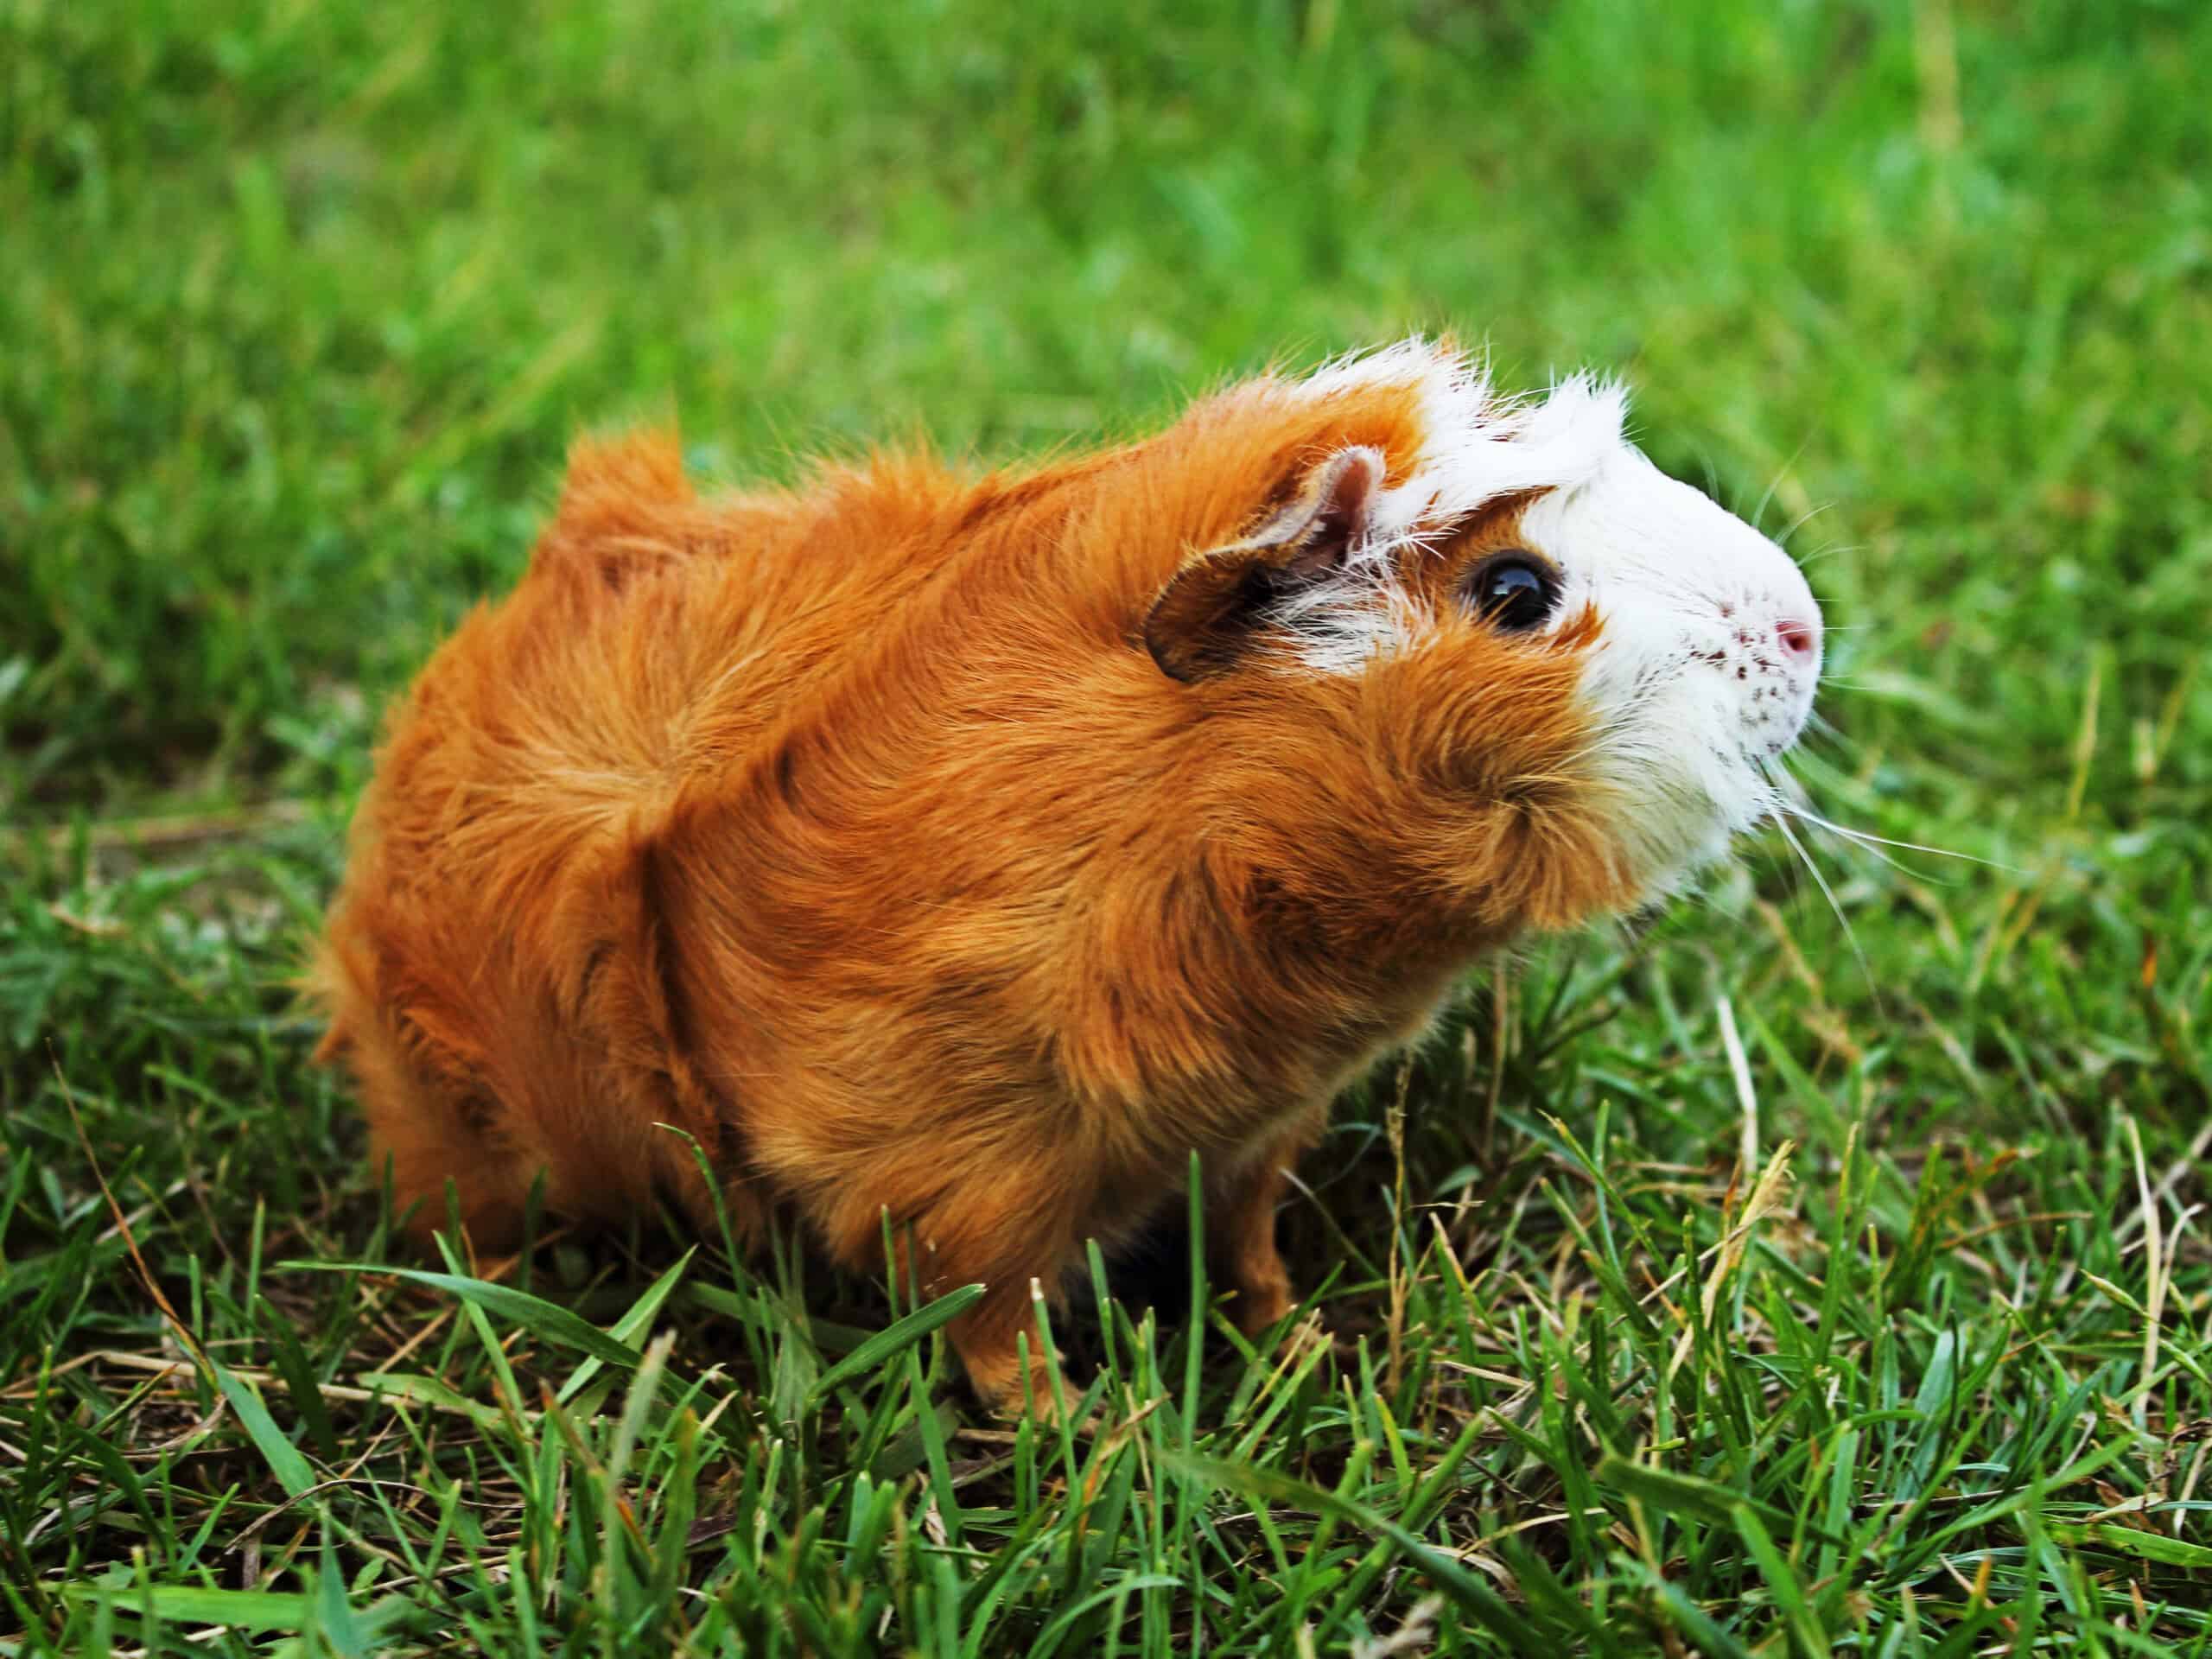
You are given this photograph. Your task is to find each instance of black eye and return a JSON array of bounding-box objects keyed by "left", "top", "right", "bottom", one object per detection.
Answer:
[{"left": 1468, "top": 553, "right": 1558, "bottom": 632}]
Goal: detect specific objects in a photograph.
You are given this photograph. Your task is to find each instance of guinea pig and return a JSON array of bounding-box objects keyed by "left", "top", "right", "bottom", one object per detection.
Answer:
[{"left": 311, "top": 338, "right": 1822, "bottom": 1418}]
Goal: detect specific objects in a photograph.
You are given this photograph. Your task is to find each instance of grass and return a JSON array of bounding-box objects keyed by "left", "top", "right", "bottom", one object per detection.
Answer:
[{"left": 4, "top": 0, "right": 2211, "bottom": 1650}]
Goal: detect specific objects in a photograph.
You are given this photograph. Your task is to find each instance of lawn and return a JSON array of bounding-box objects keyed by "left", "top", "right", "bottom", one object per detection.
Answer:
[{"left": 4, "top": 0, "right": 2211, "bottom": 1651}]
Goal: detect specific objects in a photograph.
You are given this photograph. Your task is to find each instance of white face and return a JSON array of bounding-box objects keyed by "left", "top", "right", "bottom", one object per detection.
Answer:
[
  {"left": 1283, "top": 340, "right": 1823, "bottom": 899},
  {"left": 1519, "top": 444, "right": 1822, "bottom": 895}
]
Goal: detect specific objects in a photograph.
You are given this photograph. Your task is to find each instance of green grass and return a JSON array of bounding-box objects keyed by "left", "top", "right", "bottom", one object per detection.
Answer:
[{"left": 5, "top": 0, "right": 2211, "bottom": 1650}]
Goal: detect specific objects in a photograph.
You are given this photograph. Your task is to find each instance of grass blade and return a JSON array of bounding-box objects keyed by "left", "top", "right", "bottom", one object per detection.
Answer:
[
  {"left": 205, "top": 1354, "right": 316, "bottom": 1500},
  {"left": 812, "top": 1282, "right": 985, "bottom": 1402},
  {"left": 1170, "top": 1452, "right": 1548, "bottom": 1649},
  {"left": 280, "top": 1261, "right": 642, "bottom": 1369}
]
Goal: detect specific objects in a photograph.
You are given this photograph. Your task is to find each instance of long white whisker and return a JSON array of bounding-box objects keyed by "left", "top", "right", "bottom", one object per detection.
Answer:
[
  {"left": 1767, "top": 799, "right": 1882, "bottom": 1012},
  {"left": 1776, "top": 499, "right": 1833, "bottom": 550},
  {"left": 1790, "top": 540, "right": 1861, "bottom": 569},
  {"left": 1784, "top": 812, "right": 1935, "bottom": 880},
  {"left": 1780, "top": 803, "right": 2021, "bottom": 875},
  {"left": 1751, "top": 438, "right": 1812, "bottom": 538}
]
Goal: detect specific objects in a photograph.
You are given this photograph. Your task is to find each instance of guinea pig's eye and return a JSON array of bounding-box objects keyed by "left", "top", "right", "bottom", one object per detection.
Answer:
[{"left": 1466, "top": 553, "right": 1559, "bottom": 633}]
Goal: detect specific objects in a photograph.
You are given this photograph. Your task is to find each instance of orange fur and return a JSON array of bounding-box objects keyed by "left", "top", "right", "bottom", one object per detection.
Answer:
[{"left": 312, "top": 369, "right": 1641, "bottom": 1414}]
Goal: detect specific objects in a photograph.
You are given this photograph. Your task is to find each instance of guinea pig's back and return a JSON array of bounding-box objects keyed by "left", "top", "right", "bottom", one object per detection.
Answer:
[
  {"left": 340, "top": 435, "right": 971, "bottom": 905},
  {"left": 313, "top": 434, "right": 957, "bottom": 1232}
]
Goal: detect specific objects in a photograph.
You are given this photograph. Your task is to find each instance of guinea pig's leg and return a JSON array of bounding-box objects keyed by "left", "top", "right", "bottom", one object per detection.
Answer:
[
  {"left": 804, "top": 1163, "right": 1087, "bottom": 1421},
  {"left": 889, "top": 1187, "right": 1090, "bottom": 1421},
  {"left": 945, "top": 1279, "right": 1086, "bottom": 1423},
  {"left": 1211, "top": 1162, "right": 1294, "bottom": 1337},
  {"left": 1209, "top": 1113, "right": 1324, "bottom": 1339}
]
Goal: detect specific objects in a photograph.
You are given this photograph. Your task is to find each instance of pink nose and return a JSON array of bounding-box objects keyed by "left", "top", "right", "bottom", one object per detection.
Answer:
[{"left": 1775, "top": 616, "right": 1820, "bottom": 660}]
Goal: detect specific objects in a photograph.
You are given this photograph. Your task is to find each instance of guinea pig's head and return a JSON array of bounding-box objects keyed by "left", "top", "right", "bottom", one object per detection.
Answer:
[{"left": 1128, "top": 340, "right": 1823, "bottom": 936}]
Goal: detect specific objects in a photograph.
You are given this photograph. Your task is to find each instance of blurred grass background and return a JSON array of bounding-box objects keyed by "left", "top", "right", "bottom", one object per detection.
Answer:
[
  {"left": 5, "top": 0, "right": 2212, "bottom": 1652},
  {"left": 9, "top": 0, "right": 2206, "bottom": 817}
]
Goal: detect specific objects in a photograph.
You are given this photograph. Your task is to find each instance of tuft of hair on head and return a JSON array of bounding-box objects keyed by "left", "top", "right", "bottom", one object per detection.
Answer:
[{"left": 531, "top": 429, "right": 696, "bottom": 593}]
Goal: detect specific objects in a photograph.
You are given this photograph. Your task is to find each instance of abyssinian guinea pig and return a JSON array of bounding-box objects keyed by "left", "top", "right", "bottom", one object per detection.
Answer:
[{"left": 313, "top": 339, "right": 1822, "bottom": 1417}]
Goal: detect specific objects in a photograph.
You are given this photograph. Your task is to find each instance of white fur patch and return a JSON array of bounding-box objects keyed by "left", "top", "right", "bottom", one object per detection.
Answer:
[{"left": 1518, "top": 443, "right": 1821, "bottom": 898}]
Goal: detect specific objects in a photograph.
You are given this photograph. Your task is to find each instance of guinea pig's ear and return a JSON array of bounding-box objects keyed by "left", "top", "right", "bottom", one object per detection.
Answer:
[{"left": 1143, "top": 446, "right": 1384, "bottom": 683}]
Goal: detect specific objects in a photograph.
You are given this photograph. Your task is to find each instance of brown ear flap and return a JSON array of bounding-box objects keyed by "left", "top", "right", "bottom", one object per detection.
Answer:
[{"left": 1143, "top": 446, "right": 1385, "bottom": 683}]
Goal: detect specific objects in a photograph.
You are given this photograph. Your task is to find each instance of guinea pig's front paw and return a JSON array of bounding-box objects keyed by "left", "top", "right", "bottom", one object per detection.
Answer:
[
  {"left": 1232, "top": 1279, "right": 1335, "bottom": 1370},
  {"left": 1262, "top": 1309, "right": 1336, "bottom": 1374},
  {"left": 1232, "top": 1277, "right": 1296, "bottom": 1339},
  {"left": 957, "top": 1331, "right": 1091, "bottom": 1429},
  {"left": 989, "top": 1369, "right": 1098, "bottom": 1433}
]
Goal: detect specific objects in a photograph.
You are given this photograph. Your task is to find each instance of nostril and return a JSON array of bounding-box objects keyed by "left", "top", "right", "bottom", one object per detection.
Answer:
[{"left": 1775, "top": 616, "right": 1820, "bottom": 660}]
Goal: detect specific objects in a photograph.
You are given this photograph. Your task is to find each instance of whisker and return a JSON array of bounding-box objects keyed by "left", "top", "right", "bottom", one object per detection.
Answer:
[
  {"left": 1809, "top": 675, "right": 1906, "bottom": 692},
  {"left": 1790, "top": 541, "right": 1863, "bottom": 569},
  {"left": 1779, "top": 802, "right": 2022, "bottom": 875},
  {"left": 1766, "top": 796, "right": 1884, "bottom": 1014},
  {"left": 1784, "top": 810, "right": 1938, "bottom": 881},
  {"left": 1692, "top": 442, "right": 1724, "bottom": 507},
  {"left": 1751, "top": 435, "right": 1814, "bottom": 539},
  {"left": 1774, "top": 494, "right": 1829, "bottom": 550}
]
